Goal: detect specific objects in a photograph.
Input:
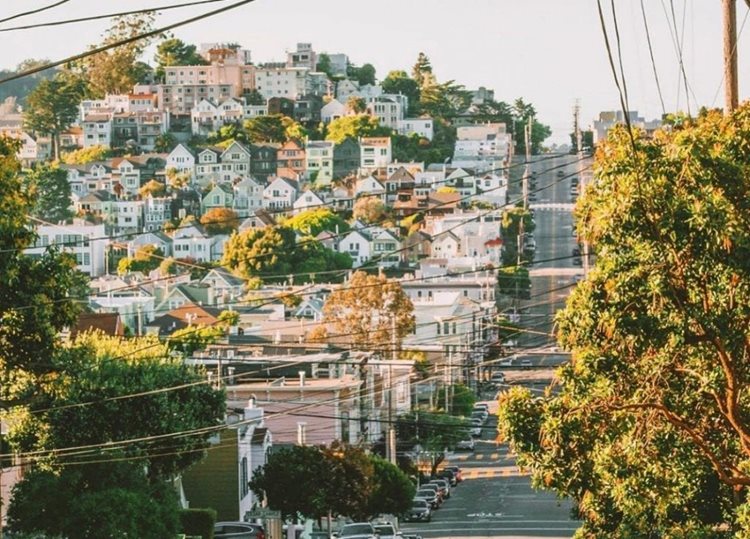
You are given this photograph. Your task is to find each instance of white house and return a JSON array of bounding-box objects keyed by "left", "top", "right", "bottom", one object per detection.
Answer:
[
  {"left": 172, "top": 223, "right": 226, "bottom": 262},
  {"left": 195, "top": 141, "right": 252, "bottom": 185},
  {"left": 321, "top": 99, "right": 348, "bottom": 123},
  {"left": 397, "top": 117, "right": 434, "bottom": 140},
  {"left": 26, "top": 222, "right": 108, "bottom": 277},
  {"left": 369, "top": 228, "right": 401, "bottom": 268},
  {"left": 305, "top": 141, "right": 335, "bottom": 184},
  {"left": 335, "top": 79, "right": 360, "bottom": 101},
  {"left": 126, "top": 231, "right": 173, "bottom": 257},
  {"left": 359, "top": 137, "right": 392, "bottom": 171},
  {"left": 365, "top": 96, "right": 403, "bottom": 130},
  {"left": 232, "top": 176, "right": 264, "bottom": 217},
  {"left": 292, "top": 190, "right": 325, "bottom": 215},
  {"left": 111, "top": 199, "right": 144, "bottom": 235},
  {"left": 82, "top": 113, "right": 113, "bottom": 148},
  {"left": 263, "top": 177, "right": 298, "bottom": 210},
  {"left": 166, "top": 144, "right": 196, "bottom": 177},
  {"left": 143, "top": 196, "right": 172, "bottom": 233},
  {"left": 337, "top": 229, "right": 371, "bottom": 267},
  {"left": 354, "top": 175, "right": 386, "bottom": 201}
]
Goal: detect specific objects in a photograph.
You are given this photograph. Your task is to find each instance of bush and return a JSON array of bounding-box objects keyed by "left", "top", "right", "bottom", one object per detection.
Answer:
[{"left": 180, "top": 508, "right": 216, "bottom": 539}]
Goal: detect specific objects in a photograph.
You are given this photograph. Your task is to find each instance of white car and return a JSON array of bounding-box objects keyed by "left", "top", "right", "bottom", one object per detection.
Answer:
[
  {"left": 335, "top": 523, "right": 378, "bottom": 539},
  {"left": 470, "top": 418, "right": 482, "bottom": 437},
  {"left": 456, "top": 438, "right": 475, "bottom": 451}
]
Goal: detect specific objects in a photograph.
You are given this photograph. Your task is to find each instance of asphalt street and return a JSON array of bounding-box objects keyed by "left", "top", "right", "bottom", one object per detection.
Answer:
[{"left": 400, "top": 414, "right": 580, "bottom": 538}]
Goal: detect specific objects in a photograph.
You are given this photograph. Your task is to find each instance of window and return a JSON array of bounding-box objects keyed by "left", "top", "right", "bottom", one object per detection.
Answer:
[{"left": 240, "top": 457, "right": 249, "bottom": 497}]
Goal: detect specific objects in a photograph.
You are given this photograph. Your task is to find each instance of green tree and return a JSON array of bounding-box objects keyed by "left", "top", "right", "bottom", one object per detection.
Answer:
[
  {"left": 23, "top": 73, "right": 83, "bottom": 159},
  {"left": 396, "top": 411, "right": 470, "bottom": 475},
  {"left": 158, "top": 256, "right": 181, "bottom": 275},
  {"left": 200, "top": 207, "right": 240, "bottom": 235},
  {"left": 244, "top": 89, "right": 266, "bottom": 106},
  {"left": 569, "top": 129, "right": 594, "bottom": 153},
  {"left": 138, "top": 179, "right": 167, "bottom": 198},
  {"left": 510, "top": 98, "right": 551, "bottom": 155},
  {"left": 367, "top": 456, "right": 416, "bottom": 518},
  {"left": 61, "top": 144, "right": 111, "bottom": 165},
  {"left": 222, "top": 226, "right": 297, "bottom": 279},
  {"left": 0, "top": 137, "right": 88, "bottom": 410},
  {"left": 283, "top": 207, "right": 349, "bottom": 237},
  {"left": 165, "top": 167, "right": 191, "bottom": 189},
  {"left": 8, "top": 465, "right": 181, "bottom": 539},
  {"left": 5, "top": 332, "right": 225, "bottom": 537},
  {"left": 382, "top": 70, "right": 420, "bottom": 115},
  {"left": 352, "top": 196, "right": 387, "bottom": 224},
  {"left": 437, "top": 383, "right": 476, "bottom": 416},
  {"left": 82, "top": 13, "right": 157, "bottom": 97},
  {"left": 496, "top": 266, "right": 530, "bottom": 300},
  {"left": 419, "top": 80, "right": 472, "bottom": 119},
  {"left": 154, "top": 132, "right": 178, "bottom": 153},
  {"left": 207, "top": 122, "right": 249, "bottom": 146},
  {"left": 500, "top": 206, "right": 535, "bottom": 266},
  {"left": 24, "top": 163, "right": 73, "bottom": 223},
  {"left": 347, "top": 95, "right": 367, "bottom": 114},
  {"left": 154, "top": 37, "right": 207, "bottom": 80},
  {"left": 168, "top": 325, "right": 224, "bottom": 355},
  {"left": 249, "top": 445, "right": 333, "bottom": 521},
  {"left": 326, "top": 114, "right": 392, "bottom": 144},
  {"left": 497, "top": 108, "right": 750, "bottom": 535},
  {"left": 315, "top": 53, "right": 335, "bottom": 79},
  {"left": 321, "top": 271, "right": 415, "bottom": 349},
  {"left": 217, "top": 309, "right": 240, "bottom": 327},
  {"left": 347, "top": 63, "right": 376, "bottom": 86},
  {"left": 117, "top": 245, "right": 164, "bottom": 275},
  {"left": 411, "top": 52, "right": 433, "bottom": 90},
  {"left": 243, "top": 114, "right": 305, "bottom": 143}
]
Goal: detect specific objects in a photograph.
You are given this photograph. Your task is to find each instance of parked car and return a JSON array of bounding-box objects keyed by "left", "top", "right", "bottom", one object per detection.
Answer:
[
  {"left": 415, "top": 488, "right": 440, "bottom": 509},
  {"left": 456, "top": 437, "right": 475, "bottom": 451},
  {"left": 334, "top": 523, "right": 377, "bottom": 539},
  {"left": 404, "top": 499, "right": 432, "bottom": 523},
  {"left": 418, "top": 483, "right": 443, "bottom": 502},
  {"left": 557, "top": 169, "right": 566, "bottom": 177},
  {"left": 374, "top": 523, "right": 401, "bottom": 538},
  {"left": 214, "top": 522, "right": 266, "bottom": 539},
  {"left": 470, "top": 418, "right": 482, "bottom": 437},
  {"left": 402, "top": 535, "right": 423, "bottom": 539},
  {"left": 471, "top": 410, "right": 488, "bottom": 424},
  {"left": 428, "top": 478, "right": 451, "bottom": 499},
  {"left": 498, "top": 356, "right": 514, "bottom": 367},
  {"left": 443, "top": 465, "right": 463, "bottom": 482},
  {"left": 436, "top": 468, "right": 457, "bottom": 486},
  {"left": 521, "top": 359, "right": 533, "bottom": 368}
]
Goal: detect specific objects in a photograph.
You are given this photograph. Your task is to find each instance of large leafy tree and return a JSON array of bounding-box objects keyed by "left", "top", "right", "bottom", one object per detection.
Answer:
[
  {"left": 222, "top": 226, "right": 349, "bottom": 284},
  {"left": 117, "top": 245, "right": 164, "bottom": 275},
  {"left": 243, "top": 114, "right": 305, "bottom": 143},
  {"left": 498, "top": 106, "right": 750, "bottom": 535},
  {"left": 283, "top": 207, "right": 349, "bottom": 237},
  {"left": 154, "top": 37, "right": 207, "bottom": 80},
  {"left": 5, "top": 332, "right": 225, "bottom": 537},
  {"left": 367, "top": 456, "right": 416, "bottom": 518},
  {"left": 411, "top": 52, "right": 434, "bottom": 90},
  {"left": 395, "top": 411, "right": 470, "bottom": 474},
  {"left": 200, "top": 207, "right": 240, "bottom": 235},
  {"left": 321, "top": 271, "right": 415, "bottom": 349},
  {"left": 353, "top": 197, "right": 387, "bottom": 225},
  {"left": 0, "top": 137, "right": 87, "bottom": 410},
  {"left": 82, "top": 13, "right": 157, "bottom": 97},
  {"left": 347, "top": 63, "right": 376, "bottom": 86},
  {"left": 24, "top": 163, "right": 73, "bottom": 223},
  {"left": 325, "top": 115, "right": 391, "bottom": 144},
  {"left": 23, "top": 73, "right": 84, "bottom": 159},
  {"left": 382, "top": 70, "right": 420, "bottom": 115}
]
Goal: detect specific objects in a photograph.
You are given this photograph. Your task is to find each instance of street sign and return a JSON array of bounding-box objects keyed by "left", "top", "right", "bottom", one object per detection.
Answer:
[{"left": 245, "top": 508, "right": 281, "bottom": 519}]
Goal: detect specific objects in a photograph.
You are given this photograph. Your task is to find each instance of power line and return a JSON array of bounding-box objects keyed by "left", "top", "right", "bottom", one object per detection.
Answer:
[
  {"left": 0, "top": 0, "right": 230, "bottom": 32},
  {"left": 0, "top": 0, "right": 257, "bottom": 85},
  {"left": 640, "top": 0, "right": 667, "bottom": 116},
  {"left": 0, "top": 0, "right": 70, "bottom": 25}
]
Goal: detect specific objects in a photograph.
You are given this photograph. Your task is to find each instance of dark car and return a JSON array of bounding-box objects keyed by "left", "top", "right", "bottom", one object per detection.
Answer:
[
  {"left": 214, "top": 521, "right": 266, "bottom": 539},
  {"left": 415, "top": 488, "right": 440, "bottom": 509},
  {"left": 404, "top": 499, "right": 432, "bottom": 522},
  {"left": 436, "top": 468, "right": 457, "bottom": 486},
  {"left": 443, "top": 465, "right": 463, "bottom": 483}
]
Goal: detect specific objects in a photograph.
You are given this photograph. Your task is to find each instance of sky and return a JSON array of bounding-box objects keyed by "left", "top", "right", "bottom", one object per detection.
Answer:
[{"left": 3, "top": 0, "right": 750, "bottom": 144}]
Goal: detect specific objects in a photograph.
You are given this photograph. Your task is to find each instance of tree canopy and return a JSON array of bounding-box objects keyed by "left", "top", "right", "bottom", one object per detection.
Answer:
[
  {"left": 249, "top": 443, "right": 412, "bottom": 522},
  {"left": 243, "top": 114, "right": 306, "bottom": 143},
  {"left": 154, "top": 37, "right": 207, "bottom": 80},
  {"left": 326, "top": 114, "right": 391, "bottom": 144},
  {"left": 283, "top": 207, "right": 349, "bottom": 237},
  {"left": 321, "top": 271, "right": 415, "bottom": 349},
  {"left": 24, "top": 163, "right": 73, "bottom": 223},
  {"left": 498, "top": 106, "right": 750, "bottom": 535},
  {"left": 353, "top": 196, "right": 387, "bottom": 224},
  {"left": 23, "top": 73, "right": 84, "bottom": 159},
  {"left": 222, "top": 226, "right": 351, "bottom": 284},
  {"left": 200, "top": 207, "right": 240, "bottom": 235}
]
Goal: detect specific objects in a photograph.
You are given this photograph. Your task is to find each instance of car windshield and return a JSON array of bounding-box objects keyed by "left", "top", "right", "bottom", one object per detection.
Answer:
[
  {"left": 375, "top": 525, "right": 395, "bottom": 534},
  {"left": 417, "top": 489, "right": 434, "bottom": 496},
  {"left": 412, "top": 501, "right": 427, "bottom": 508},
  {"left": 341, "top": 524, "right": 373, "bottom": 535}
]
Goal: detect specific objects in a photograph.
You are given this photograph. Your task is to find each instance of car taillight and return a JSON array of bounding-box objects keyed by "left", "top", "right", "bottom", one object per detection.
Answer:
[{"left": 257, "top": 531, "right": 266, "bottom": 539}]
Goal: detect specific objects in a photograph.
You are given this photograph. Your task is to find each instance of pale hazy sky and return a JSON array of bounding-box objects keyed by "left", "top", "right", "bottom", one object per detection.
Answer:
[{"left": 4, "top": 0, "right": 750, "bottom": 143}]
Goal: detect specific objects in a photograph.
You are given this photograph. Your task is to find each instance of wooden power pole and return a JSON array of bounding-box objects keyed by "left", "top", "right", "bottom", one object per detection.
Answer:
[{"left": 723, "top": 0, "right": 739, "bottom": 113}]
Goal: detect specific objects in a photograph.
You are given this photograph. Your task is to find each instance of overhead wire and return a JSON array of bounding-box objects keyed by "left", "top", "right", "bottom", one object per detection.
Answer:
[
  {"left": 0, "top": 0, "right": 70, "bottom": 25},
  {"left": 0, "top": 0, "right": 257, "bottom": 85},
  {"left": 639, "top": 0, "right": 667, "bottom": 116},
  {"left": 0, "top": 0, "right": 231, "bottom": 32}
]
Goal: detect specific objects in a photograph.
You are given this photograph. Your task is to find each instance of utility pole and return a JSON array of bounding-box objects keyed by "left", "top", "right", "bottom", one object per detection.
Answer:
[
  {"left": 723, "top": 0, "right": 739, "bottom": 113},
  {"left": 574, "top": 101, "right": 591, "bottom": 277},
  {"left": 387, "top": 314, "right": 397, "bottom": 464}
]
